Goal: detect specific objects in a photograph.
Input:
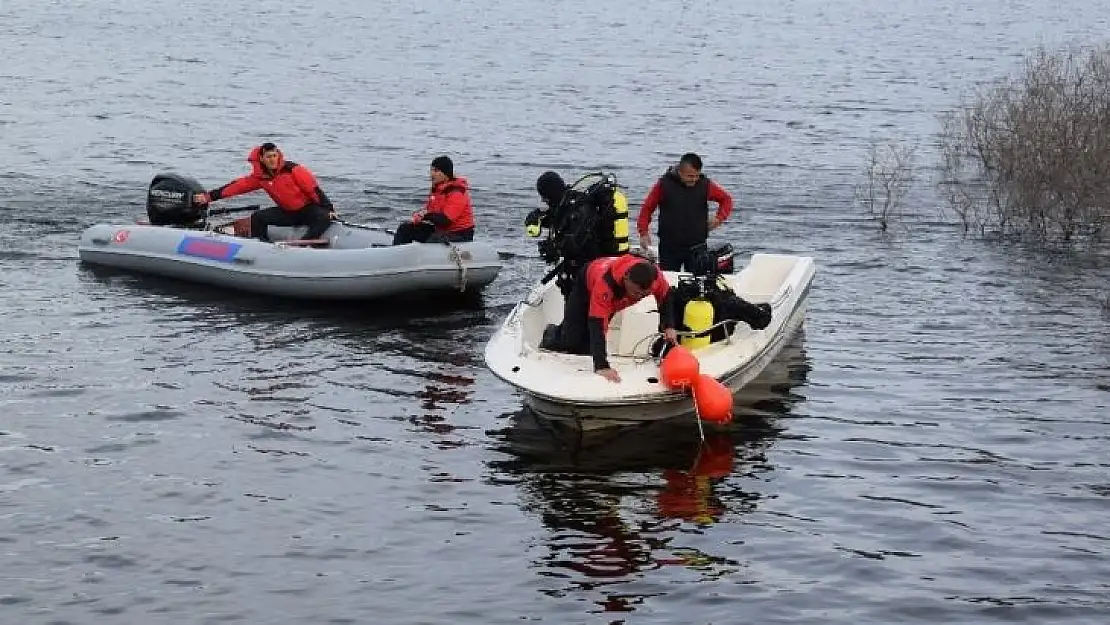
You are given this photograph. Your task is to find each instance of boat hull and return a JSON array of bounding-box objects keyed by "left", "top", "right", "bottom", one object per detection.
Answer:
[
  {"left": 77, "top": 223, "right": 502, "bottom": 300},
  {"left": 524, "top": 301, "right": 809, "bottom": 429}
]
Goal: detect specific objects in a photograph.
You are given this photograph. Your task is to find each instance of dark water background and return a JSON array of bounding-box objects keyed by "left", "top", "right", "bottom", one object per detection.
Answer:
[{"left": 3, "top": 0, "right": 1110, "bottom": 623}]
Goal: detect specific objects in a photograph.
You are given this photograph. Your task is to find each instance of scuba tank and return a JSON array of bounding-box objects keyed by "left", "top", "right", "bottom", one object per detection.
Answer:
[
  {"left": 559, "top": 172, "right": 628, "bottom": 257},
  {"left": 677, "top": 272, "right": 716, "bottom": 350},
  {"left": 611, "top": 186, "right": 630, "bottom": 253},
  {"left": 681, "top": 298, "right": 714, "bottom": 350},
  {"left": 676, "top": 244, "right": 738, "bottom": 349}
]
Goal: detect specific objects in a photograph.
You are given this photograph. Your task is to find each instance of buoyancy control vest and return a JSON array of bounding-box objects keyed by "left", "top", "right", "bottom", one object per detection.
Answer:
[
  {"left": 529, "top": 173, "right": 629, "bottom": 260},
  {"left": 526, "top": 172, "right": 631, "bottom": 294}
]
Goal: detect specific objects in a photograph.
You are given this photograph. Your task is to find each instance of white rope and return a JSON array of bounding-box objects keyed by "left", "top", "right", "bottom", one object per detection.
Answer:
[
  {"left": 692, "top": 393, "right": 707, "bottom": 442},
  {"left": 624, "top": 319, "right": 737, "bottom": 362}
]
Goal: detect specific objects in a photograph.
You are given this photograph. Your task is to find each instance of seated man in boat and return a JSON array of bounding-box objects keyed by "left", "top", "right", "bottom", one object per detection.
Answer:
[
  {"left": 540, "top": 253, "right": 678, "bottom": 383},
  {"left": 392, "top": 156, "right": 476, "bottom": 245},
  {"left": 193, "top": 142, "right": 336, "bottom": 244},
  {"left": 527, "top": 171, "right": 631, "bottom": 298}
]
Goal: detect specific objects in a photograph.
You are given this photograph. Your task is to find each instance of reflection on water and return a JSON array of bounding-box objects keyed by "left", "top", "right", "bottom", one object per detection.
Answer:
[
  {"left": 409, "top": 369, "right": 477, "bottom": 443},
  {"left": 76, "top": 263, "right": 490, "bottom": 445},
  {"left": 75, "top": 264, "right": 495, "bottom": 362},
  {"left": 486, "top": 335, "right": 811, "bottom": 613},
  {"left": 656, "top": 433, "right": 739, "bottom": 525},
  {"left": 488, "top": 425, "right": 773, "bottom": 611},
  {"left": 4, "top": 0, "right": 1110, "bottom": 620},
  {"left": 77, "top": 263, "right": 491, "bottom": 327}
]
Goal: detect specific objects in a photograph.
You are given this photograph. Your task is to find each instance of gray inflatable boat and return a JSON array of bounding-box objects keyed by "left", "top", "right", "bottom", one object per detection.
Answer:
[{"left": 76, "top": 173, "right": 502, "bottom": 300}]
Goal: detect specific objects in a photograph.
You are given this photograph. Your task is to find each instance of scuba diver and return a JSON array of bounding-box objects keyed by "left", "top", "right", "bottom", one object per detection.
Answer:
[{"left": 525, "top": 171, "right": 632, "bottom": 297}]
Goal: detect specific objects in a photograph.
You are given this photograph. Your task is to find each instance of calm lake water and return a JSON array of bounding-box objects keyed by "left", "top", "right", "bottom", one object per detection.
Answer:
[{"left": 2, "top": 0, "right": 1109, "bottom": 623}]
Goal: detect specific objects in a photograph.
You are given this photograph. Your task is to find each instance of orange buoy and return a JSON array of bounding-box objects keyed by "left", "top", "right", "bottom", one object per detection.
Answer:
[
  {"left": 692, "top": 374, "right": 733, "bottom": 424},
  {"left": 659, "top": 345, "right": 700, "bottom": 390}
]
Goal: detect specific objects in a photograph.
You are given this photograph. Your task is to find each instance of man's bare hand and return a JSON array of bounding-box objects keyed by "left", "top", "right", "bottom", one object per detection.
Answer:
[{"left": 597, "top": 368, "right": 621, "bottom": 383}]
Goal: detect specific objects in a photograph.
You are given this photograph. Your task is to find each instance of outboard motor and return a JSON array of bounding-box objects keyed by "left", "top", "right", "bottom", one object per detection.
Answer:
[
  {"left": 688, "top": 243, "right": 736, "bottom": 276},
  {"left": 711, "top": 243, "right": 735, "bottom": 275},
  {"left": 146, "top": 173, "right": 207, "bottom": 227}
]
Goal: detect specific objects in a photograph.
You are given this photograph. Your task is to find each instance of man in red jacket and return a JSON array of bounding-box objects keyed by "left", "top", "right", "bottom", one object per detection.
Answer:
[
  {"left": 392, "top": 156, "right": 476, "bottom": 245},
  {"left": 636, "top": 152, "right": 734, "bottom": 271},
  {"left": 540, "top": 253, "right": 678, "bottom": 383},
  {"left": 194, "top": 142, "right": 335, "bottom": 243}
]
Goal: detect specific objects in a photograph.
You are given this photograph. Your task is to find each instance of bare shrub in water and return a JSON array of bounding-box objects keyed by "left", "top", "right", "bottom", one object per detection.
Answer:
[
  {"left": 855, "top": 139, "right": 916, "bottom": 232},
  {"left": 937, "top": 44, "right": 1110, "bottom": 244}
]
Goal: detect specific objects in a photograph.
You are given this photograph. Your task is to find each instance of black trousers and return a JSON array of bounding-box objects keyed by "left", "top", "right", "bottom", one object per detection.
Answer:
[
  {"left": 392, "top": 222, "right": 475, "bottom": 245},
  {"left": 539, "top": 267, "right": 592, "bottom": 355},
  {"left": 251, "top": 204, "right": 333, "bottom": 242},
  {"left": 657, "top": 241, "right": 707, "bottom": 272}
]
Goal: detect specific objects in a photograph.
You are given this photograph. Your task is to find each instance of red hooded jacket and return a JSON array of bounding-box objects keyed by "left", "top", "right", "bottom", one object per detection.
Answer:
[
  {"left": 586, "top": 254, "right": 672, "bottom": 334},
  {"left": 416, "top": 177, "right": 475, "bottom": 234},
  {"left": 209, "top": 146, "right": 332, "bottom": 212},
  {"left": 583, "top": 254, "right": 674, "bottom": 370}
]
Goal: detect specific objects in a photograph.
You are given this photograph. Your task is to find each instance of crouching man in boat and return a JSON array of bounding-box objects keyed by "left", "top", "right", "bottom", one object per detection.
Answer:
[
  {"left": 540, "top": 254, "right": 678, "bottom": 383},
  {"left": 194, "top": 142, "right": 336, "bottom": 243},
  {"left": 392, "top": 156, "right": 476, "bottom": 245}
]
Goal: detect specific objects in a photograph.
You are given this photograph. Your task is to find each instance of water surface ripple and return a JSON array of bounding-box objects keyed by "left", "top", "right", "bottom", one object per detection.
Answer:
[{"left": 2, "top": 0, "right": 1109, "bottom": 623}]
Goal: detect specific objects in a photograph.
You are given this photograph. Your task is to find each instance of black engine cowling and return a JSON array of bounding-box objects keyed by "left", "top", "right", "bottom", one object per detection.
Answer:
[
  {"left": 688, "top": 243, "right": 736, "bottom": 276},
  {"left": 146, "top": 173, "right": 206, "bottom": 227}
]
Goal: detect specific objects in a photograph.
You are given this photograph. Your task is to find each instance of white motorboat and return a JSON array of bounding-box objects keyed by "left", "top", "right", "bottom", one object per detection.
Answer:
[{"left": 484, "top": 252, "right": 816, "bottom": 428}]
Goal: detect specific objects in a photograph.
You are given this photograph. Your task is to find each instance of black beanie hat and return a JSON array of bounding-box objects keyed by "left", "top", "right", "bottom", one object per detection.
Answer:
[{"left": 431, "top": 155, "right": 454, "bottom": 178}]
